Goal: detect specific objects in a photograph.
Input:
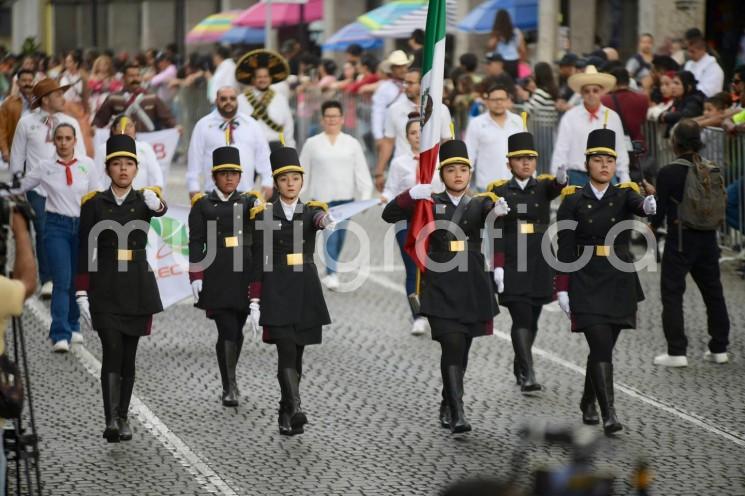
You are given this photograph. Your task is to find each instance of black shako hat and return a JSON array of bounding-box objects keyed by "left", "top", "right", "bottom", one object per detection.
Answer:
[
  {"left": 585, "top": 128, "right": 617, "bottom": 158},
  {"left": 105, "top": 134, "right": 138, "bottom": 165},
  {"left": 211, "top": 146, "right": 242, "bottom": 173},
  {"left": 438, "top": 139, "right": 471, "bottom": 169},
  {"left": 270, "top": 146, "right": 304, "bottom": 177},
  {"left": 507, "top": 132, "right": 538, "bottom": 158}
]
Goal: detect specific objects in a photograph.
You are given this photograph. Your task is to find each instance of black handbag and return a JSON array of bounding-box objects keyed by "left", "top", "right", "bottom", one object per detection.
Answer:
[{"left": 0, "top": 353, "right": 24, "bottom": 418}]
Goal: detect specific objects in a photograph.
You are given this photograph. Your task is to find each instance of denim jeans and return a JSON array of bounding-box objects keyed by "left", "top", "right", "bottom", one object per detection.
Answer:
[
  {"left": 322, "top": 199, "right": 353, "bottom": 275},
  {"left": 568, "top": 169, "right": 620, "bottom": 187},
  {"left": 45, "top": 213, "right": 80, "bottom": 343},
  {"left": 26, "top": 191, "right": 51, "bottom": 284},
  {"left": 394, "top": 224, "right": 418, "bottom": 298}
]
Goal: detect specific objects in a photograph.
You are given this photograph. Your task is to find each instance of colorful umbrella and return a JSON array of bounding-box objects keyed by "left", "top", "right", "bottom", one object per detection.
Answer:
[
  {"left": 221, "top": 26, "right": 266, "bottom": 45},
  {"left": 233, "top": 0, "right": 323, "bottom": 29},
  {"left": 357, "top": 0, "right": 427, "bottom": 31},
  {"left": 322, "top": 22, "right": 383, "bottom": 52},
  {"left": 457, "top": 0, "right": 539, "bottom": 34},
  {"left": 186, "top": 10, "right": 242, "bottom": 44},
  {"left": 371, "top": 0, "right": 458, "bottom": 38}
]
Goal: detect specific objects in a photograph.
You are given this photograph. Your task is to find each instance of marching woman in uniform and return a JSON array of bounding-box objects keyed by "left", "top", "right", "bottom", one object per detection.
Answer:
[
  {"left": 382, "top": 140, "right": 510, "bottom": 433},
  {"left": 555, "top": 126, "right": 656, "bottom": 435},
  {"left": 488, "top": 123, "right": 567, "bottom": 392},
  {"left": 249, "top": 146, "right": 336, "bottom": 436},
  {"left": 188, "top": 145, "right": 262, "bottom": 407},
  {"left": 75, "top": 134, "right": 167, "bottom": 442}
]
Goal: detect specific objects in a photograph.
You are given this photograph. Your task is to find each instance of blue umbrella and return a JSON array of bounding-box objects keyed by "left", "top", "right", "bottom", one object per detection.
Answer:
[
  {"left": 457, "top": 0, "right": 538, "bottom": 33},
  {"left": 322, "top": 22, "right": 383, "bottom": 52},
  {"left": 221, "top": 26, "right": 265, "bottom": 44}
]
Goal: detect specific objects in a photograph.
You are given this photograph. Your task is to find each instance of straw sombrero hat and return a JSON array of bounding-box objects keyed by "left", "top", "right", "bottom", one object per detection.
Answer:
[
  {"left": 568, "top": 65, "right": 616, "bottom": 94},
  {"left": 235, "top": 49, "right": 290, "bottom": 85}
]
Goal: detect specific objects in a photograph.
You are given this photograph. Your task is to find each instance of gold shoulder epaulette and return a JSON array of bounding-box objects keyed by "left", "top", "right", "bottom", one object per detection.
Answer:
[
  {"left": 242, "top": 190, "right": 263, "bottom": 201},
  {"left": 250, "top": 203, "right": 267, "bottom": 220},
  {"left": 140, "top": 186, "right": 163, "bottom": 200},
  {"left": 486, "top": 179, "right": 509, "bottom": 192},
  {"left": 474, "top": 191, "right": 499, "bottom": 203},
  {"left": 536, "top": 174, "right": 556, "bottom": 181},
  {"left": 306, "top": 200, "right": 329, "bottom": 213},
  {"left": 560, "top": 185, "right": 579, "bottom": 200},
  {"left": 81, "top": 190, "right": 100, "bottom": 206},
  {"left": 618, "top": 181, "right": 641, "bottom": 194},
  {"left": 190, "top": 192, "right": 206, "bottom": 207}
]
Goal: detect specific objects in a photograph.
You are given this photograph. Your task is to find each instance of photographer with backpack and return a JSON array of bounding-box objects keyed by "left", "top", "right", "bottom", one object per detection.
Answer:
[{"left": 651, "top": 119, "right": 730, "bottom": 368}]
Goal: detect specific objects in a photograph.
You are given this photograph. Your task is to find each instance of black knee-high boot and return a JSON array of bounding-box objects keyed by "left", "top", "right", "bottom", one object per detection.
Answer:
[
  {"left": 439, "top": 387, "right": 450, "bottom": 428},
  {"left": 118, "top": 376, "right": 135, "bottom": 441},
  {"left": 443, "top": 365, "right": 471, "bottom": 433},
  {"left": 216, "top": 339, "right": 230, "bottom": 402},
  {"left": 589, "top": 362, "right": 622, "bottom": 435},
  {"left": 580, "top": 360, "right": 599, "bottom": 425},
  {"left": 102, "top": 373, "right": 121, "bottom": 442},
  {"left": 222, "top": 341, "right": 239, "bottom": 407},
  {"left": 512, "top": 328, "right": 541, "bottom": 392},
  {"left": 278, "top": 368, "right": 307, "bottom": 435}
]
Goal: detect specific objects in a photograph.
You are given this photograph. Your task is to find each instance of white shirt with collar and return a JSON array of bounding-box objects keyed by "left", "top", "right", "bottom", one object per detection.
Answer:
[
  {"left": 589, "top": 182, "right": 609, "bottom": 200},
  {"left": 371, "top": 79, "right": 404, "bottom": 140},
  {"left": 279, "top": 198, "right": 298, "bottom": 221},
  {"left": 446, "top": 191, "right": 465, "bottom": 206},
  {"left": 95, "top": 139, "right": 164, "bottom": 191},
  {"left": 237, "top": 88, "right": 295, "bottom": 147},
  {"left": 550, "top": 103, "right": 630, "bottom": 182},
  {"left": 515, "top": 177, "right": 530, "bottom": 190},
  {"left": 382, "top": 154, "right": 444, "bottom": 202},
  {"left": 14, "top": 154, "right": 100, "bottom": 217},
  {"left": 384, "top": 97, "right": 453, "bottom": 158},
  {"left": 464, "top": 110, "right": 524, "bottom": 189},
  {"left": 9, "top": 109, "right": 86, "bottom": 196},
  {"left": 112, "top": 186, "right": 132, "bottom": 206},
  {"left": 684, "top": 53, "right": 724, "bottom": 98},
  {"left": 299, "top": 132, "right": 373, "bottom": 203},
  {"left": 186, "top": 109, "right": 272, "bottom": 193},
  {"left": 208, "top": 58, "right": 239, "bottom": 104}
]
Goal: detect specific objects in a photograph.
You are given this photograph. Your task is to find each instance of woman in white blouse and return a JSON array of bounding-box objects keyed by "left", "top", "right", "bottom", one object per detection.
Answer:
[
  {"left": 95, "top": 115, "right": 164, "bottom": 191},
  {"left": 13, "top": 123, "right": 101, "bottom": 352},
  {"left": 381, "top": 113, "right": 442, "bottom": 336}
]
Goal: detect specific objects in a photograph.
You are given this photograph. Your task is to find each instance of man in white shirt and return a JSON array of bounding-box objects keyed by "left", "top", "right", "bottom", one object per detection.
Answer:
[
  {"left": 372, "top": 51, "right": 411, "bottom": 182},
  {"left": 551, "top": 66, "right": 630, "bottom": 185},
  {"left": 684, "top": 35, "right": 724, "bottom": 97},
  {"left": 464, "top": 83, "right": 524, "bottom": 190},
  {"left": 299, "top": 100, "right": 373, "bottom": 290},
  {"left": 188, "top": 86, "right": 272, "bottom": 200},
  {"left": 209, "top": 46, "right": 238, "bottom": 104},
  {"left": 9, "top": 78, "right": 86, "bottom": 297},
  {"left": 235, "top": 50, "right": 294, "bottom": 148}
]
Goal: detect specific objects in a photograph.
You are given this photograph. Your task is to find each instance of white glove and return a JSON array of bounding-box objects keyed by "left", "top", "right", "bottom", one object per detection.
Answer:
[
  {"left": 493, "top": 267, "right": 504, "bottom": 293},
  {"left": 557, "top": 291, "right": 570, "bottom": 317},
  {"left": 191, "top": 280, "right": 202, "bottom": 303},
  {"left": 643, "top": 195, "right": 657, "bottom": 216},
  {"left": 556, "top": 164, "right": 568, "bottom": 185},
  {"left": 143, "top": 189, "right": 162, "bottom": 211},
  {"left": 249, "top": 299, "right": 261, "bottom": 340},
  {"left": 76, "top": 292, "right": 92, "bottom": 329},
  {"left": 322, "top": 212, "right": 337, "bottom": 231},
  {"left": 493, "top": 197, "right": 510, "bottom": 217},
  {"left": 409, "top": 183, "right": 433, "bottom": 200}
]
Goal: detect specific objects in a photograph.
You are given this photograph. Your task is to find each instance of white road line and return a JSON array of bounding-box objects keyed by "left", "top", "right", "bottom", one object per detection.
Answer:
[
  {"left": 26, "top": 298, "right": 240, "bottom": 496},
  {"left": 363, "top": 270, "right": 745, "bottom": 449}
]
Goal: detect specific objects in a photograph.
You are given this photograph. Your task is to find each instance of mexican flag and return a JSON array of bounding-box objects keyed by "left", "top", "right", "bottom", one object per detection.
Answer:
[{"left": 404, "top": 0, "right": 447, "bottom": 271}]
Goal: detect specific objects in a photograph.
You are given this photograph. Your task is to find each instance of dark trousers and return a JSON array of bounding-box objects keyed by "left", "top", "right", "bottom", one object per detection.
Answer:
[{"left": 661, "top": 231, "right": 730, "bottom": 356}]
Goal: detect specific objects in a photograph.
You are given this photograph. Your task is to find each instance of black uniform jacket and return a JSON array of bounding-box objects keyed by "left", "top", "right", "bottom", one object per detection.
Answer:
[
  {"left": 382, "top": 190, "right": 500, "bottom": 324},
  {"left": 249, "top": 200, "right": 331, "bottom": 328},
  {"left": 76, "top": 188, "right": 166, "bottom": 317},
  {"left": 489, "top": 175, "right": 563, "bottom": 305},
  {"left": 556, "top": 183, "right": 648, "bottom": 329},
  {"left": 188, "top": 190, "right": 261, "bottom": 312}
]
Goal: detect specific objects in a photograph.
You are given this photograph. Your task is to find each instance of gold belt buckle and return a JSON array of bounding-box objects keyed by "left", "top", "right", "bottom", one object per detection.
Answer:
[
  {"left": 520, "top": 223, "right": 535, "bottom": 234},
  {"left": 224, "top": 236, "right": 238, "bottom": 248},
  {"left": 595, "top": 245, "right": 610, "bottom": 257},
  {"left": 117, "top": 249, "right": 133, "bottom": 261},
  {"left": 286, "top": 253, "right": 303, "bottom": 265},
  {"left": 449, "top": 240, "right": 465, "bottom": 252}
]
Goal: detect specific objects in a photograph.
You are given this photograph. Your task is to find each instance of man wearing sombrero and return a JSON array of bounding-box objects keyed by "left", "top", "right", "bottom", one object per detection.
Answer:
[
  {"left": 550, "top": 65, "right": 630, "bottom": 186},
  {"left": 9, "top": 78, "right": 86, "bottom": 298},
  {"left": 236, "top": 49, "right": 295, "bottom": 149}
]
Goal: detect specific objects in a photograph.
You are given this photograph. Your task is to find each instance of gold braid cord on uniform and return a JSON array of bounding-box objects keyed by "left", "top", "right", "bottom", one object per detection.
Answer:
[{"left": 244, "top": 89, "right": 284, "bottom": 133}]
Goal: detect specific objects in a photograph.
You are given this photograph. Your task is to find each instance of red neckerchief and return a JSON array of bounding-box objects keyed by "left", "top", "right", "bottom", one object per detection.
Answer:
[
  {"left": 585, "top": 105, "right": 601, "bottom": 122},
  {"left": 56, "top": 158, "right": 78, "bottom": 186}
]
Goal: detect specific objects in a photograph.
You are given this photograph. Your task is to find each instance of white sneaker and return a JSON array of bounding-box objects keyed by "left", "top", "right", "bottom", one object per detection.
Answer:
[
  {"left": 653, "top": 353, "right": 688, "bottom": 367},
  {"left": 52, "top": 340, "right": 70, "bottom": 353},
  {"left": 703, "top": 350, "right": 729, "bottom": 364},
  {"left": 40, "top": 281, "right": 53, "bottom": 298},
  {"left": 322, "top": 273, "right": 340, "bottom": 291},
  {"left": 411, "top": 317, "right": 428, "bottom": 336},
  {"left": 71, "top": 332, "right": 84, "bottom": 344}
]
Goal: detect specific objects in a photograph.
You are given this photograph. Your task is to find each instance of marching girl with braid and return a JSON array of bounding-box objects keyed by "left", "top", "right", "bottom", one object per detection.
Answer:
[
  {"left": 248, "top": 145, "right": 336, "bottom": 436},
  {"left": 487, "top": 113, "right": 568, "bottom": 393}
]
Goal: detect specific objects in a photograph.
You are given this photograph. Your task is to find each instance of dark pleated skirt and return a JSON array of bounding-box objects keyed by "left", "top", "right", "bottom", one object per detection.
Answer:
[
  {"left": 93, "top": 312, "right": 152, "bottom": 337},
  {"left": 427, "top": 316, "right": 493, "bottom": 342},
  {"left": 262, "top": 325, "right": 322, "bottom": 346}
]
